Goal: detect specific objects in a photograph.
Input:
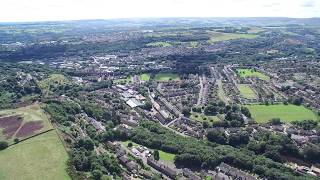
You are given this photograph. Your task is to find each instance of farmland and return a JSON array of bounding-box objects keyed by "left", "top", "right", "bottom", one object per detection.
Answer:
[
  {"left": 208, "top": 31, "right": 258, "bottom": 44},
  {"left": 0, "top": 130, "right": 70, "bottom": 180},
  {"left": 154, "top": 73, "right": 180, "bottom": 82},
  {"left": 0, "top": 104, "right": 52, "bottom": 143},
  {"left": 237, "top": 84, "right": 257, "bottom": 99},
  {"left": 237, "top": 68, "right": 269, "bottom": 81},
  {"left": 246, "top": 104, "right": 319, "bottom": 123}
]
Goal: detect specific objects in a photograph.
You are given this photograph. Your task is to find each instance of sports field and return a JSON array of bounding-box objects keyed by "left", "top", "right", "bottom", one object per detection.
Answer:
[
  {"left": 246, "top": 104, "right": 318, "bottom": 123},
  {"left": 154, "top": 73, "right": 180, "bottom": 82},
  {"left": 237, "top": 84, "right": 257, "bottom": 99},
  {"left": 0, "top": 130, "right": 70, "bottom": 180},
  {"left": 208, "top": 32, "right": 258, "bottom": 44},
  {"left": 237, "top": 68, "right": 269, "bottom": 81}
]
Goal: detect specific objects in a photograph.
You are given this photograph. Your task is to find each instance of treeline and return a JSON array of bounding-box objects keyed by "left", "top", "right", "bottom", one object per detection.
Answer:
[{"left": 131, "top": 120, "right": 315, "bottom": 180}]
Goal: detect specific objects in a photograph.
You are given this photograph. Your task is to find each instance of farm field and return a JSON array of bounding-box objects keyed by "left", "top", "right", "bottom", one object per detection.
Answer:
[
  {"left": 237, "top": 68, "right": 269, "bottom": 81},
  {"left": 154, "top": 73, "right": 180, "bottom": 82},
  {"left": 146, "top": 41, "right": 172, "bottom": 47},
  {"left": 246, "top": 104, "right": 319, "bottom": 123},
  {"left": 139, "top": 73, "right": 151, "bottom": 81},
  {"left": 208, "top": 32, "right": 258, "bottom": 44},
  {"left": 0, "top": 104, "right": 53, "bottom": 143},
  {"left": 0, "top": 130, "right": 70, "bottom": 180},
  {"left": 237, "top": 84, "right": 257, "bottom": 99}
]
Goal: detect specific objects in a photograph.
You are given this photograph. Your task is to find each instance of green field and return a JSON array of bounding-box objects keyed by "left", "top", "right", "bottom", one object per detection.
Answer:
[
  {"left": 208, "top": 32, "right": 258, "bottom": 44},
  {"left": 190, "top": 112, "right": 220, "bottom": 123},
  {"left": 0, "top": 104, "right": 53, "bottom": 143},
  {"left": 154, "top": 73, "right": 180, "bottom": 82},
  {"left": 0, "top": 131, "right": 70, "bottom": 180},
  {"left": 237, "top": 84, "right": 257, "bottom": 99},
  {"left": 237, "top": 68, "right": 269, "bottom": 81},
  {"left": 246, "top": 104, "right": 319, "bottom": 123},
  {"left": 159, "top": 150, "right": 175, "bottom": 162},
  {"left": 139, "top": 73, "right": 151, "bottom": 81},
  {"left": 146, "top": 42, "right": 172, "bottom": 47},
  {"left": 38, "top": 74, "right": 70, "bottom": 96}
]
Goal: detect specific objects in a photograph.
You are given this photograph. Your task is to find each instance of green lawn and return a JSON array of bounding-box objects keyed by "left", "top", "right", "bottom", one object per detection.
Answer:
[
  {"left": 114, "top": 76, "right": 132, "bottom": 84},
  {"left": 0, "top": 131, "right": 70, "bottom": 180},
  {"left": 237, "top": 84, "right": 257, "bottom": 99},
  {"left": 237, "top": 68, "right": 269, "bottom": 81},
  {"left": 139, "top": 73, "right": 151, "bottom": 81},
  {"left": 190, "top": 112, "right": 220, "bottom": 123},
  {"left": 0, "top": 104, "right": 53, "bottom": 143},
  {"left": 208, "top": 31, "right": 258, "bottom": 44},
  {"left": 159, "top": 150, "right": 175, "bottom": 162},
  {"left": 246, "top": 104, "right": 319, "bottom": 123},
  {"left": 154, "top": 73, "right": 180, "bottom": 82}
]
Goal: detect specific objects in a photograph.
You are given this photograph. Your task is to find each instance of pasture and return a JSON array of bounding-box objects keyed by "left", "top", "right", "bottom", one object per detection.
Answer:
[
  {"left": 237, "top": 84, "right": 257, "bottom": 99},
  {"left": 246, "top": 104, "right": 318, "bottom": 123},
  {"left": 237, "top": 68, "right": 269, "bottom": 81},
  {"left": 208, "top": 31, "right": 258, "bottom": 44},
  {"left": 0, "top": 130, "right": 70, "bottom": 180},
  {"left": 154, "top": 73, "right": 180, "bottom": 82}
]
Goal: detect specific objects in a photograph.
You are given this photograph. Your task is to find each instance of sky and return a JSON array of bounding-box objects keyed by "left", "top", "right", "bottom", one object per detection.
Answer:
[{"left": 0, "top": 0, "right": 319, "bottom": 22}]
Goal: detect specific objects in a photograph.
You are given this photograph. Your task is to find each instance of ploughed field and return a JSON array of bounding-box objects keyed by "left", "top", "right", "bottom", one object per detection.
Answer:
[
  {"left": 246, "top": 104, "right": 319, "bottom": 123},
  {"left": 0, "top": 104, "right": 52, "bottom": 143},
  {"left": 0, "top": 104, "right": 70, "bottom": 180}
]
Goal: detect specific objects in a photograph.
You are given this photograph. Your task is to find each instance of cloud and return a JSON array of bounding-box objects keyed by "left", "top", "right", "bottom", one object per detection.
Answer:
[{"left": 301, "top": 0, "right": 316, "bottom": 7}]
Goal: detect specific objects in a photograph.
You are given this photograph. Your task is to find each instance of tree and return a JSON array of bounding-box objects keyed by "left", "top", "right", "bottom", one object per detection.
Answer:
[
  {"left": 128, "top": 142, "right": 133, "bottom": 148},
  {"left": 182, "top": 107, "right": 191, "bottom": 117},
  {"left": 207, "top": 130, "right": 227, "bottom": 144},
  {"left": 240, "top": 107, "right": 251, "bottom": 118},
  {"left": 0, "top": 141, "right": 8, "bottom": 150},
  {"left": 14, "top": 138, "right": 19, "bottom": 144},
  {"left": 92, "top": 169, "right": 103, "bottom": 180},
  {"left": 269, "top": 118, "right": 282, "bottom": 125},
  {"left": 154, "top": 150, "right": 160, "bottom": 161}
]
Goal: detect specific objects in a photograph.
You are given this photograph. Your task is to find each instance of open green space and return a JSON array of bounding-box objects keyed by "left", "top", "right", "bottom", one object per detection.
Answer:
[
  {"left": 159, "top": 150, "right": 175, "bottom": 162},
  {"left": 38, "top": 74, "right": 69, "bottom": 90},
  {"left": 0, "top": 131, "right": 70, "bottom": 180},
  {"left": 114, "top": 76, "right": 132, "bottom": 84},
  {"left": 237, "top": 84, "right": 257, "bottom": 99},
  {"left": 139, "top": 73, "right": 151, "bottom": 81},
  {"left": 237, "top": 68, "right": 269, "bottom": 81},
  {"left": 154, "top": 73, "right": 180, "bottom": 82},
  {"left": 208, "top": 31, "right": 258, "bottom": 44},
  {"left": 246, "top": 104, "right": 319, "bottom": 123},
  {"left": 0, "top": 104, "right": 53, "bottom": 143},
  {"left": 190, "top": 112, "right": 220, "bottom": 123},
  {"left": 146, "top": 42, "right": 172, "bottom": 47}
]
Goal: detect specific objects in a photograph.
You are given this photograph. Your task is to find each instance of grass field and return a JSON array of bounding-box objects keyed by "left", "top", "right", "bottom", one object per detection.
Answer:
[
  {"left": 114, "top": 76, "right": 132, "bottom": 84},
  {"left": 154, "top": 73, "right": 180, "bottom": 82},
  {"left": 246, "top": 104, "right": 319, "bottom": 123},
  {"left": 0, "top": 104, "right": 53, "bottom": 143},
  {"left": 190, "top": 112, "right": 220, "bottom": 123},
  {"left": 139, "top": 73, "right": 151, "bottom": 81},
  {"left": 146, "top": 42, "right": 172, "bottom": 47},
  {"left": 208, "top": 31, "right": 258, "bottom": 44},
  {"left": 0, "top": 131, "right": 70, "bottom": 180},
  {"left": 159, "top": 150, "right": 175, "bottom": 162},
  {"left": 38, "top": 74, "right": 70, "bottom": 96},
  {"left": 237, "top": 84, "right": 257, "bottom": 99},
  {"left": 237, "top": 69, "right": 269, "bottom": 81}
]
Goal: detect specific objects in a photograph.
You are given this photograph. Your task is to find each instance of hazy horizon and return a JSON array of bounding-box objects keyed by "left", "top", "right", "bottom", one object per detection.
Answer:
[{"left": 0, "top": 0, "right": 319, "bottom": 22}]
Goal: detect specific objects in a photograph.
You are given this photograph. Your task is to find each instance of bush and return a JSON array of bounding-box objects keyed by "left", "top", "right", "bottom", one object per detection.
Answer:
[{"left": 0, "top": 141, "right": 9, "bottom": 150}]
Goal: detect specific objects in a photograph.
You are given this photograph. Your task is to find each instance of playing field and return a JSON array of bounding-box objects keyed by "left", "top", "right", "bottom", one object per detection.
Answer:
[
  {"left": 237, "top": 69, "right": 269, "bottom": 81},
  {"left": 0, "top": 104, "right": 53, "bottom": 143},
  {"left": 246, "top": 104, "right": 318, "bottom": 123},
  {"left": 154, "top": 73, "right": 180, "bottom": 82},
  {"left": 237, "top": 84, "right": 257, "bottom": 99},
  {"left": 139, "top": 73, "right": 151, "bottom": 81},
  {"left": 208, "top": 32, "right": 258, "bottom": 44},
  {"left": 0, "top": 130, "right": 70, "bottom": 180}
]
